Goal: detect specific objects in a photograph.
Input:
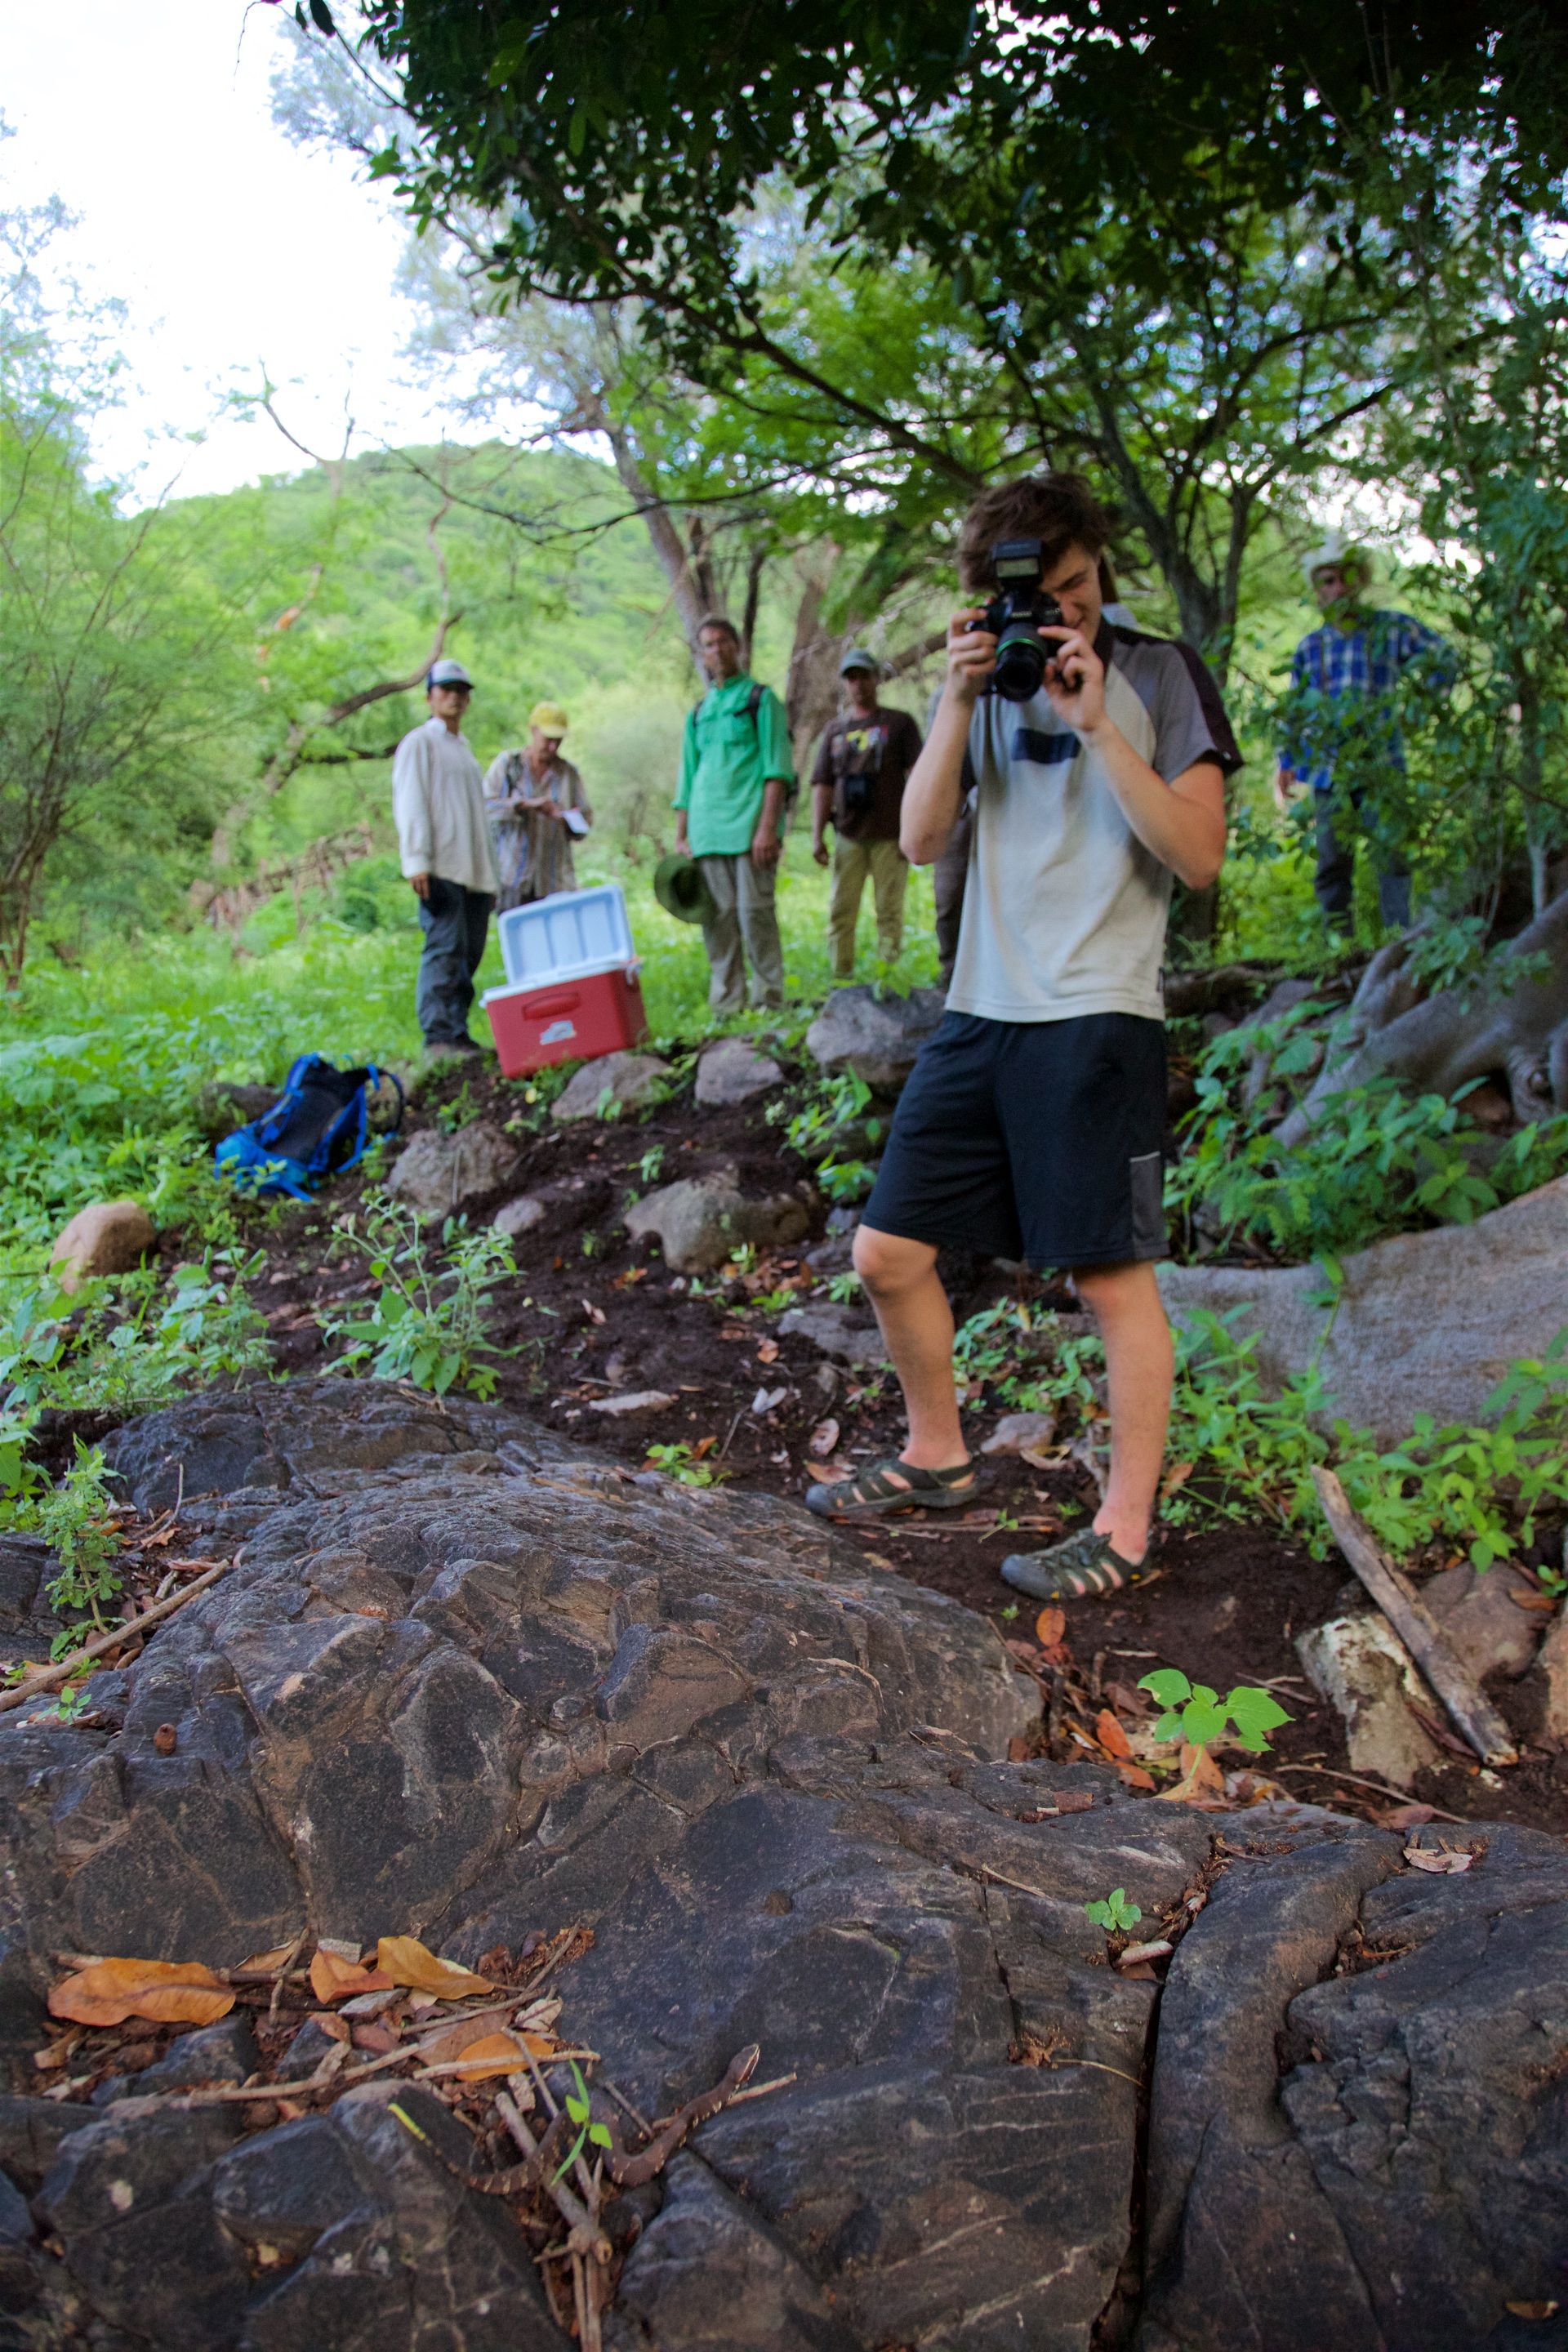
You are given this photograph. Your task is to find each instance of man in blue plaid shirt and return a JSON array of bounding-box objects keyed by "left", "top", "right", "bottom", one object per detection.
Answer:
[{"left": 1275, "top": 536, "right": 1454, "bottom": 931}]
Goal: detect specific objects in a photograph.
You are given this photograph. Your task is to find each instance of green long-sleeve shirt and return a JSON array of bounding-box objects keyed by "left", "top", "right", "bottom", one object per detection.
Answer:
[{"left": 675, "top": 675, "right": 794, "bottom": 857}]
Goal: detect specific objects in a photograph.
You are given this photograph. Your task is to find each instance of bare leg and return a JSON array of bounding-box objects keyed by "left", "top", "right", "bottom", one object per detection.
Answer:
[
  {"left": 1071, "top": 1259, "right": 1173, "bottom": 1566},
  {"left": 852, "top": 1224, "right": 971, "bottom": 1472}
]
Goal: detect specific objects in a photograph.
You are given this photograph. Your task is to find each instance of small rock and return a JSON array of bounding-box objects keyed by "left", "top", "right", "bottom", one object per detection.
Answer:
[
  {"left": 826, "top": 1205, "right": 860, "bottom": 1235},
  {"left": 777, "top": 1302, "right": 886, "bottom": 1367},
  {"left": 624, "top": 1165, "right": 810, "bottom": 1274},
  {"left": 1296, "top": 1613, "right": 1444, "bottom": 1788},
  {"left": 804, "top": 1232, "right": 856, "bottom": 1274},
  {"left": 804, "top": 984, "right": 947, "bottom": 1092},
  {"left": 385, "top": 1122, "right": 518, "bottom": 1220},
  {"left": 48, "top": 1201, "right": 156, "bottom": 1294},
  {"left": 586, "top": 1391, "right": 677, "bottom": 1417},
  {"left": 551, "top": 1051, "right": 669, "bottom": 1124},
  {"left": 492, "top": 1194, "right": 547, "bottom": 1239},
  {"left": 100, "top": 2016, "right": 260, "bottom": 2104},
  {"left": 1422, "top": 1561, "right": 1544, "bottom": 1682},
  {"left": 693, "top": 1037, "right": 783, "bottom": 1108},
  {"left": 1541, "top": 1606, "right": 1568, "bottom": 1743},
  {"left": 982, "top": 1411, "right": 1058, "bottom": 1458}
]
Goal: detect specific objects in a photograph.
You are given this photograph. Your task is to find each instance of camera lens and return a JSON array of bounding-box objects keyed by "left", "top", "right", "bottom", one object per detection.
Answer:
[{"left": 992, "top": 622, "right": 1046, "bottom": 703}]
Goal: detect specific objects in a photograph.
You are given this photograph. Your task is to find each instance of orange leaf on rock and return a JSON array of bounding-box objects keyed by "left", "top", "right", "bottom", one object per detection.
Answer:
[
  {"left": 1094, "top": 1708, "right": 1134, "bottom": 1761},
  {"left": 48, "top": 1959, "right": 234, "bottom": 2029},
  {"left": 375, "top": 1936, "right": 495, "bottom": 2000},
  {"left": 309, "top": 1949, "right": 394, "bottom": 2005}
]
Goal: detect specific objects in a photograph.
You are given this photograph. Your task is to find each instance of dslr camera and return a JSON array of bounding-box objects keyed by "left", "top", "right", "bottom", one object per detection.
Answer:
[{"left": 972, "top": 538, "right": 1071, "bottom": 703}]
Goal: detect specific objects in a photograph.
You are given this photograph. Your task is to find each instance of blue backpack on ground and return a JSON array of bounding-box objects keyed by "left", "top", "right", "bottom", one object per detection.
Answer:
[{"left": 213, "top": 1055, "right": 403, "bottom": 1200}]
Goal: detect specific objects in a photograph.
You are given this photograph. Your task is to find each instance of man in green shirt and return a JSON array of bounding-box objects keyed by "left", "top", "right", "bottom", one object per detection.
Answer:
[{"left": 674, "top": 615, "right": 795, "bottom": 1013}]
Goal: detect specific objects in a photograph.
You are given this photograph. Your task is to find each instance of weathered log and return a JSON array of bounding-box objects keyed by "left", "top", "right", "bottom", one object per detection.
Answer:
[
  {"left": 1276, "top": 886, "right": 1568, "bottom": 1145},
  {"left": 1311, "top": 1468, "right": 1518, "bottom": 1767}
]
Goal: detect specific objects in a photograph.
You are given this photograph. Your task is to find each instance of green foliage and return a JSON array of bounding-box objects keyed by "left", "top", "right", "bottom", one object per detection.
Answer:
[
  {"left": 553, "top": 2060, "right": 613, "bottom": 2182},
  {"left": 826, "top": 1270, "right": 862, "bottom": 1304},
  {"left": 33, "top": 1444, "right": 122, "bottom": 1638},
  {"left": 1084, "top": 1889, "right": 1142, "bottom": 1935},
  {"left": 643, "top": 1442, "right": 725, "bottom": 1489},
  {"left": 1169, "top": 1008, "right": 1568, "bottom": 1260},
  {"left": 318, "top": 1203, "right": 515, "bottom": 1398},
  {"left": 1137, "top": 1668, "right": 1290, "bottom": 1755}
]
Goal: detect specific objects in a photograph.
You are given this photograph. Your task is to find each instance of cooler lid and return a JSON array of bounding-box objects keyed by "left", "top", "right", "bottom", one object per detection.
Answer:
[
  {"left": 481, "top": 956, "right": 633, "bottom": 1007},
  {"left": 495, "top": 883, "right": 636, "bottom": 987}
]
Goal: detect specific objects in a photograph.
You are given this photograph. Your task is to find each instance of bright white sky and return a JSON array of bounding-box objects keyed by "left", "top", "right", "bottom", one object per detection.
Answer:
[{"left": 2, "top": 0, "right": 479, "bottom": 502}]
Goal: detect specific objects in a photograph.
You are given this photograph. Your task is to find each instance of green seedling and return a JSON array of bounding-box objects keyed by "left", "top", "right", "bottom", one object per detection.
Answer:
[
  {"left": 637, "top": 1143, "right": 666, "bottom": 1187},
  {"left": 1137, "top": 1668, "right": 1290, "bottom": 1753},
  {"left": 826, "top": 1271, "right": 862, "bottom": 1304},
  {"left": 36, "top": 1443, "right": 124, "bottom": 1635},
  {"left": 1085, "top": 1888, "right": 1142, "bottom": 1934},
  {"left": 644, "top": 1442, "right": 724, "bottom": 1490},
  {"left": 553, "top": 2060, "right": 614, "bottom": 2182}
]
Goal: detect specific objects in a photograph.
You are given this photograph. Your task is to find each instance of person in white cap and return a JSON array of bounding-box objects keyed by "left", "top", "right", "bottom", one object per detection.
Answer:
[
  {"left": 810, "top": 648, "right": 924, "bottom": 978},
  {"left": 391, "top": 658, "right": 498, "bottom": 1053},
  {"left": 1275, "top": 535, "right": 1454, "bottom": 933}
]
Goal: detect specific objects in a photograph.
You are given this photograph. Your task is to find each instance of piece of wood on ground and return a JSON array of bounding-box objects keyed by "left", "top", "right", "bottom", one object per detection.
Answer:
[
  {"left": 0, "top": 1562, "right": 230, "bottom": 1715},
  {"left": 1311, "top": 1468, "right": 1517, "bottom": 1768}
]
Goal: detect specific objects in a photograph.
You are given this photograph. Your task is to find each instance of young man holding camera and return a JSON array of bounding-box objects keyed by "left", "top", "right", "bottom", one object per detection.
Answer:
[{"left": 806, "top": 474, "right": 1240, "bottom": 1603}]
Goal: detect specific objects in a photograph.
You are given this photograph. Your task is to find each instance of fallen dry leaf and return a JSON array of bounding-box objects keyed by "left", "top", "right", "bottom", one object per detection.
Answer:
[
  {"left": 309, "top": 1949, "right": 394, "bottom": 2005},
  {"left": 1505, "top": 2303, "right": 1559, "bottom": 2321},
  {"left": 1158, "top": 1460, "right": 1194, "bottom": 1501},
  {"left": 691, "top": 1435, "right": 718, "bottom": 1459},
  {"left": 1403, "top": 1841, "right": 1476, "bottom": 1874},
  {"left": 1117, "top": 1763, "right": 1158, "bottom": 1793},
  {"left": 350, "top": 2020, "right": 402, "bottom": 2055},
  {"left": 1094, "top": 1708, "right": 1134, "bottom": 1762},
  {"left": 48, "top": 1958, "right": 234, "bottom": 2029},
  {"left": 238, "top": 1944, "right": 298, "bottom": 1974},
  {"left": 581, "top": 1298, "right": 606, "bottom": 1326},
  {"left": 1159, "top": 1743, "right": 1227, "bottom": 1806},
  {"left": 756, "top": 1338, "right": 779, "bottom": 1364},
  {"left": 375, "top": 1936, "right": 495, "bottom": 2000},
  {"left": 1034, "top": 1605, "right": 1067, "bottom": 1651},
  {"left": 1508, "top": 1588, "right": 1557, "bottom": 1613},
  {"left": 808, "top": 1418, "right": 840, "bottom": 1459},
  {"left": 612, "top": 1265, "right": 648, "bottom": 1289},
  {"left": 1379, "top": 1802, "right": 1436, "bottom": 1831},
  {"left": 308, "top": 2010, "right": 351, "bottom": 2043},
  {"left": 426, "top": 2029, "right": 531, "bottom": 2082}
]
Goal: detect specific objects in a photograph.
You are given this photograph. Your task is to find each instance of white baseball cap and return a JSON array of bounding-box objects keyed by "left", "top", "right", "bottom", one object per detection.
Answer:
[{"left": 427, "top": 657, "right": 473, "bottom": 688}]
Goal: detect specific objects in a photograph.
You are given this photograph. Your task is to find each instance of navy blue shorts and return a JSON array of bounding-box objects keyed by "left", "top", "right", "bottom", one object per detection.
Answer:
[{"left": 862, "top": 1011, "right": 1167, "bottom": 1271}]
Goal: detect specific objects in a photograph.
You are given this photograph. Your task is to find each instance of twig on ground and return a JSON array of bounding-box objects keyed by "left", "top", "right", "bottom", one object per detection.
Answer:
[
  {"left": 0, "top": 1561, "right": 231, "bottom": 1713},
  {"left": 604, "top": 2042, "right": 761, "bottom": 2188},
  {"left": 1312, "top": 1468, "right": 1517, "bottom": 1767},
  {"left": 1272, "top": 1762, "right": 1468, "bottom": 1822}
]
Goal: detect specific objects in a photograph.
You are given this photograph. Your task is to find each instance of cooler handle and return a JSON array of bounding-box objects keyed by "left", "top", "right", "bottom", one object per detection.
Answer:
[{"left": 523, "top": 989, "right": 582, "bottom": 1017}]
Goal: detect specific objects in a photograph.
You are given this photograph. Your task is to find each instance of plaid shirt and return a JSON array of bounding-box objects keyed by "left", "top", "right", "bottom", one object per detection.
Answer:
[{"left": 1281, "top": 609, "right": 1454, "bottom": 794}]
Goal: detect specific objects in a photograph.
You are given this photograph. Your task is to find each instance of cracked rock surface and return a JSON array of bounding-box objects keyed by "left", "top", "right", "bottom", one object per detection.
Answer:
[{"left": 0, "top": 1381, "right": 1561, "bottom": 2351}]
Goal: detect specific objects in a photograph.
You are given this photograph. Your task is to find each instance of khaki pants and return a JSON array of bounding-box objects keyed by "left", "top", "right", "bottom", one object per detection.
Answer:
[
  {"left": 828, "top": 835, "right": 907, "bottom": 977},
  {"left": 697, "top": 853, "right": 786, "bottom": 1015}
]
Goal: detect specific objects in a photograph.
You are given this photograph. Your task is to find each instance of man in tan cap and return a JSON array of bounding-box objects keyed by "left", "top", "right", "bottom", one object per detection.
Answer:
[{"left": 484, "top": 702, "right": 594, "bottom": 911}]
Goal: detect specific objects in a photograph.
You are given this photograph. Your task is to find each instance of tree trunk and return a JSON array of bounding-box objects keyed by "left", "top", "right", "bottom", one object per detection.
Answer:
[{"left": 1274, "top": 884, "right": 1568, "bottom": 1145}]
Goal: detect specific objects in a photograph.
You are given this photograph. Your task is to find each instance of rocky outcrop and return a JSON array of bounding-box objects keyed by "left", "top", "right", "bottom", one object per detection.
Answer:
[
  {"left": 1158, "top": 1174, "right": 1568, "bottom": 1445},
  {"left": 804, "top": 985, "right": 947, "bottom": 1092},
  {"left": 776, "top": 1302, "right": 885, "bottom": 1366},
  {"left": 693, "top": 1037, "right": 783, "bottom": 1107},
  {"left": 384, "top": 1122, "right": 518, "bottom": 1220},
  {"left": 0, "top": 1383, "right": 1560, "bottom": 2352},
  {"left": 551, "top": 1051, "right": 669, "bottom": 1124},
  {"left": 624, "top": 1166, "right": 812, "bottom": 1273},
  {"left": 48, "top": 1200, "right": 157, "bottom": 1293}
]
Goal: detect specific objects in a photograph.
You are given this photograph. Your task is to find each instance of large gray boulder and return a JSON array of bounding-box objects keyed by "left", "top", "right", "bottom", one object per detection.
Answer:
[
  {"left": 1158, "top": 1173, "right": 1568, "bottom": 1445},
  {"left": 625, "top": 1165, "right": 812, "bottom": 1273},
  {"left": 0, "top": 1383, "right": 1560, "bottom": 2352},
  {"left": 383, "top": 1121, "right": 517, "bottom": 1221},
  {"left": 805, "top": 985, "right": 947, "bottom": 1092}
]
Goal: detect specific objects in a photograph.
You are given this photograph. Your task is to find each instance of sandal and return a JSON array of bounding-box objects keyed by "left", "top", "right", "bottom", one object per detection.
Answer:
[
  {"left": 805, "top": 1453, "right": 979, "bottom": 1522},
  {"left": 1000, "top": 1526, "right": 1143, "bottom": 1602}
]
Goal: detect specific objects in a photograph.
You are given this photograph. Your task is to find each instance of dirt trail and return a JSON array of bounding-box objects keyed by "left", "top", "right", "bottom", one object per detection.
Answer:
[{"left": 209, "top": 1049, "right": 1568, "bottom": 1837}]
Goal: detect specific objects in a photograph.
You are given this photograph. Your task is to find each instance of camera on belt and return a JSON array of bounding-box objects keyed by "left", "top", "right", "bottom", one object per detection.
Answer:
[{"left": 972, "top": 537, "right": 1073, "bottom": 703}]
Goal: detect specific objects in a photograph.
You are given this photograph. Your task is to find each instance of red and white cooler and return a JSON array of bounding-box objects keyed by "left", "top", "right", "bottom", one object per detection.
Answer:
[{"left": 482, "top": 884, "right": 649, "bottom": 1080}]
